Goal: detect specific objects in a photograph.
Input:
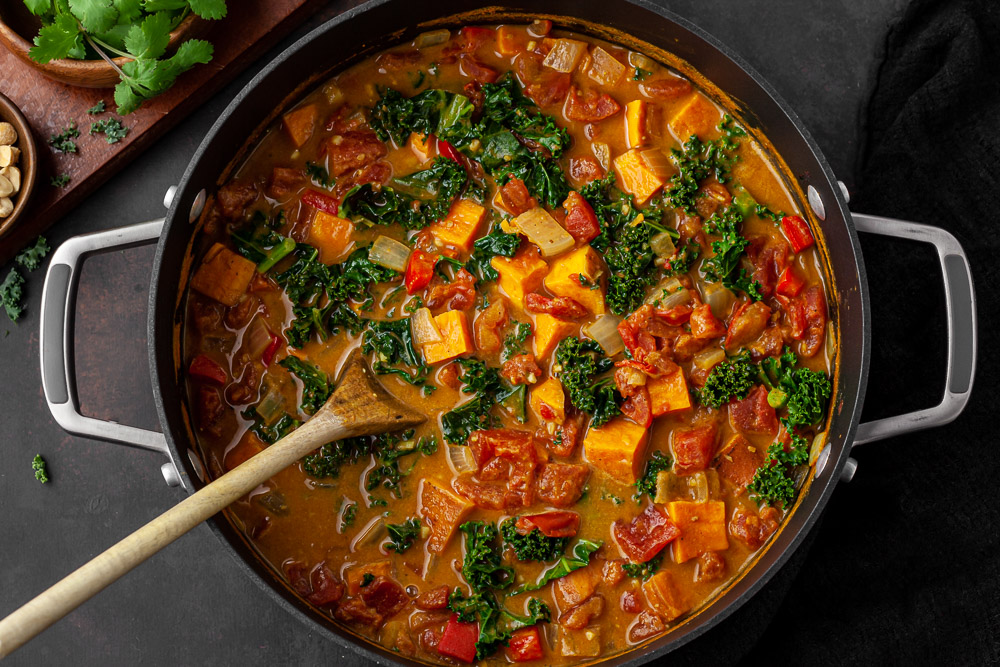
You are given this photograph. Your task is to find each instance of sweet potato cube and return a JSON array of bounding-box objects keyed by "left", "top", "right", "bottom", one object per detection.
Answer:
[
  {"left": 669, "top": 93, "right": 722, "bottom": 143},
  {"left": 613, "top": 148, "right": 665, "bottom": 206},
  {"left": 309, "top": 210, "right": 355, "bottom": 263},
  {"left": 625, "top": 100, "right": 649, "bottom": 148},
  {"left": 558, "top": 626, "right": 601, "bottom": 657},
  {"left": 419, "top": 478, "right": 474, "bottom": 553},
  {"left": 282, "top": 103, "right": 318, "bottom": 148},
  {"left": 543, "top": 246, "right": 606, "bottom": 315},
  {"left": 493, "top": 244, "right": 549, "bottom": 309},
  {"left": 648, "top": 368, "right": 692, "bottom": 417},
  {"left": 346, "top": 560, "right": 393, "bottom": 594},
  {"left": 429, "top": 199, "right": 486, "bottom": 251},
  {"left": 667, "top": 500, "right": 728, "bottom": 563},
  {"left": 190, "top": 243, "right": 257, "bottom": 307},
  {"left": 530, "top": 376, "right": 566, "bottom": 425},
  {"left": 642, "top": 570, "right": 689, "bottom": 621},
  {"left": 554, "top": 566, "right": 598, "bottom": 612},
  {"left": 224, "top": 431, "right": 265, "bottom": 471},
  {"left": 422, "top": 310, "right": 474, "bottom": 365},
  {"left": 715, "top": 433, "right": 766, "bottom": 489},
  {"left": 408, "top": 132, "right": 433, "bottom": 162},
  {"left": 497, "top": 25, "right": 527, "bottom": 56},
  {"left": 533, "top": 313, "right": 575, "bottom": 362},
  {"left": 584, "top": 417, "right": 649, "bottom": 485}
]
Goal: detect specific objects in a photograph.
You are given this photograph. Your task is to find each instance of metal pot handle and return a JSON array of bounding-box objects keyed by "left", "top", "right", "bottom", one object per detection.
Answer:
[
  {"left": 851, "top": 212, "right": 977, "bottom": 445},
  {"left": 39, "top": 220, "right": 185, "bottom": 488}
]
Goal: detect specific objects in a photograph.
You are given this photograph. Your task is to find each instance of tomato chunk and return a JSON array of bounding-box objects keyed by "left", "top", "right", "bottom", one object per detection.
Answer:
[
  {"left": 438, "top": 614, "right": 479, "bottom": 663},
  {"left": 302, "top": 189, "right": 340, "bottom": 215},
  {"left": 405, "top": 249, "right": 436, "bottom": 294},
  {"left": 729, "top": 385, "right": 778, "bottom": 435},
  {"left": 689, "top": 304, "right": 726, "bottom": 338},
  {"left": 499, "top": 177, "right": 536, "bottom": 216},
  {"left": 189, "top": 354, "right": 227, "bottom": 385},
  {"left": 776, "top": 265, "right": 805, "bottom": 298},
  {"left": 781, "top": 215, "right": 815, "bottom": 253},
  {"left": 562, "top": 190, "right": 601, "bottom": 242},
  {"left": 620, "top": 386, "right": 652, "bottom": 428},
  {"left": 671, "top": 423, "right": 718, "bottom": 472},
  {"left": 507, "top": 626, "right": 544, "bottom": 662},
  {"left": 516, "top": 510, "right": 581, "bottom": 538},
  {"left": 565, "top": 86, "right": 622, "bottom": 122},
  {"left": 525, "top": 292, "right": 588, "bottom": 320},
  {"left": 613, "top": 504, "right": 680, "bottom": 563}
]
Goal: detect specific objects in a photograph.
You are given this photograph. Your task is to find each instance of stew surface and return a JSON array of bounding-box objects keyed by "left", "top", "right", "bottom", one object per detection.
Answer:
[{"left": 183, "top": 20, "right": 834, "bottom": 666}]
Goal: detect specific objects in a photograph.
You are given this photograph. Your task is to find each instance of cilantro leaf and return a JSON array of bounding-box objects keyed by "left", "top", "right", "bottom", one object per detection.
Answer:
[
  {"left": 68, "top": 0, "right": 119, "bottom": 34},
  {"left": 123, "top": 10, "right": 172, "bottom": 60},
  {"left": 30, "top": 13, "right": 83, "bottom": 64},
  {"left": 24, "top": 0, "right": 53, "bottom": 16},
  {"left": 90, "top": 117, "right": 129, "bottom": 144},
  {"left": 188, "top": 0, "right": 227, "bottom": 18}
]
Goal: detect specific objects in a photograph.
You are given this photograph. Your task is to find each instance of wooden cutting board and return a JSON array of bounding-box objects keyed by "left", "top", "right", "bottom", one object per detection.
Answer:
[{"left": 0, "top": 0, "right": 329, "bottom": 264}]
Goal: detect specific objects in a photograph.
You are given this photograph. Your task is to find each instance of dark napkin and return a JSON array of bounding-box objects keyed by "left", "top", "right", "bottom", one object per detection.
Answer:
[{"left": 739, "top": 0, "right": 1000, "bottom": 664}]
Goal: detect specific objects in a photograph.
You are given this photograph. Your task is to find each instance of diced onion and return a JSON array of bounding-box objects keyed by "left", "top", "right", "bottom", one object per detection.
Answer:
[
  {"left": 592, "top": 142, "right": 611, "bottom": 170},
  {"left": 825, "top": 321, "right": 836, "bottom": 360},
  {"left": 513, "top": 207, "right": 575, "bottom": 257},
  {"left": 639, "top": 148, "right": 672, "bottom": 180},
  {"left": 368, "top": 235, "right": 411, "bottom": 272},
  {"left": 649, "top": 232, "right": 676, "bottom": 259},
  {"left": 702, "top": 282, "right": 734, "bottom": 320},
  {"left": 243, "top": 317, "right": 273, "bottom": 358},
  {"left": 655, "top": 470, "right": 717, "bottom": 503},
  {"left": 693, "top": 347, "right": 726, "bottom": 371},
  {"left": 809, "top": 432, "right": 827, "bottom": 467},
  {"left": 587, "top": 46, "right": 627, "bottom": 86},
  {"left": 411, "top": 307, "right": 443, "bottom": 346},
  {"left": 448, "top": 445, "right": 477, "bottom": 474},
  {"left": 255, "top": 385, "right": 285, "bottom": 426},
  {"left": 352, "top": 517, "right": 386, "bottom": 550},
  {"left": 628, "top": 51, "right": 657, "bottom": 72},
  {"left": 323, "top": 84, "right": 343, "bottom": 106},
  {"left": 415, "top": 29, "right": 450, "bottom": 48},
  {"left": 527, "top": 19, "right": 552, "bottom": 38},
  {"left": 582, "top": 314, "right": 624, "bottom": 356},
  {"left": 542, "top": 39, "right": 587, "bottom": 73}
]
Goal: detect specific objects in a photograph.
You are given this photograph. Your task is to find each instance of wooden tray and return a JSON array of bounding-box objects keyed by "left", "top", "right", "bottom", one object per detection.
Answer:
[{"left": 0, "top": 0, "right": 328, "bottom": 264}]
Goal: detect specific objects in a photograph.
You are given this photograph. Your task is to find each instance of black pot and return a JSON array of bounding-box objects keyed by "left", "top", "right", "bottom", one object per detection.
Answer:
[{"left": 37, "top": 1, "right": 978, "bottom": 664}]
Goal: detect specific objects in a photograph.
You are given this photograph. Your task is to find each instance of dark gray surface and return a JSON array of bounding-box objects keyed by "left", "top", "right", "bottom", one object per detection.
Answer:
[{"left": 0, "top": 1, "right": 905, "bottom": 665}]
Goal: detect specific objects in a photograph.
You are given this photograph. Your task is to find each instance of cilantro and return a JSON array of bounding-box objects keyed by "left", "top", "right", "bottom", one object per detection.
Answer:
[
  {"left": 89, "top": 117, "right": 128, "bottom": 144},
  {"left": 49, "top": 122, "right": 79, "bottom": 153},
  {"left": 15, "top": 236, "right": 50, "bottom": 271},
  {"left": 279, "top": 356, "right": 330, "bottom": 415},
  {"left": 634, "top": 450, "right": 672, "bottom": 499},
  {"left": 385, "top": 518, "right": 422, "bottom": 553},
  {"left": 697, "top": 353, "right": 757, "bottom": 408},
  {"left": 554, "top": 337, "right": 620, "bottom": 426},
  {"left": 623, "top": 554, "right": 662, "bottom": 580},
  {"left": 50, "top": 174, "right": 70, "bottom": 187},
  {"left": 32, "top": 454, "right": 49, "bottom": 483},
  {"left": 87, "top": 100, "right": 106, "bottom": 114},
  {"left": 500, "top": 518, "right": 568, "bottom": 562},
  {"left": 1, "top": 269, "right": 25, "bottom": 323}
]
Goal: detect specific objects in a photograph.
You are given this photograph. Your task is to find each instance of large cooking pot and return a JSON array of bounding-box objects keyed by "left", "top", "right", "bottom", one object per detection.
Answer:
[{"left": 38, "top": 0, "right": 978, "bottom": 663}]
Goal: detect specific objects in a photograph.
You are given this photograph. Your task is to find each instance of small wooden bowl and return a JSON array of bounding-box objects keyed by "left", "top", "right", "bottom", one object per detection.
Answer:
[
  {"left": 0, "top": 91, "right": 37, "bottom": 237},
  {"left": 0, "top": 7, "right": 204, "bottom": 89}
]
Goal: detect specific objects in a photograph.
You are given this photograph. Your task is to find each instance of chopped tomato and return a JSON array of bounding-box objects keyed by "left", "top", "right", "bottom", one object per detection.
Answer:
[
  {"left": 506, "top": 626, "right": 544, "bottom": 662},
  {"left": 640, "top": 77, "right": 693, "bottom": 99},
  {"left": 499, "top": 177, "right": 536, "bottom": 216},
  {"left": 562, "top": 190, "right": 601, "bottom": 242},
  {"left": 458, "top": 26, "right": 495, "bottom": 51},
  {"left": 438, "top": 614, "right": 478, "bottom": 663},
  {"left": 261, "top": 333, "right": 282, "bottom": 367},
  {"left": 525, "top": 293, "right": 588, "bottom": 320},
  {"left": 189, "top": 354, "right": 227, "bottom": 385},
  {"left": 460, "top": 54, "right": 498, "bottom": 84},
  {"left": 788, "top": 285, "right": 827, "bottom": 357},
  {"left": 620, "top": 386, "right": 652, "bottom": 427},
  {"left": 405, "top": 249, "right": 436, "bottom": 294},
  {"left": 613, "top": 504, "right": 680, "bottom": 563},
  {"left": 776, "top": 266, "right": 805, "bottom": 298},
  {"left": 781, "top": 215, "right": 815, "bottom": 253},
  {"left": 689, "top": 304, "right": 726, "bottom": 338},
  {"left": 657, "top": 304, "right": 693, "bottom": 326},
  {"left": 729, "top": 385, "right": 779, "bottom": 435},
  {"left": 568, "top": 156, "right": 604, "bottom": 186},
  {"left": 516, "top": 510, "right": 580, "bottom": 538},
  {"left": 671, "top": 423, "right": 718, "bottom": 472},
  {"left": 724, "top": 301, "right": 772, "bottom": 351},
  {"left": 501, "top": 354, "right": 542, "bottom": 385},
  {"left": 427, "top": 268, "right": 477, "bottom": 310},
  {"left": 301, "top": 189, "right": 340, "bottom": 215},
  {"left": 474, "top": 298, "right": 509, "bottom": 354},
  {"left": 565, "top": 87, "right": 622, "bottom": 122}
]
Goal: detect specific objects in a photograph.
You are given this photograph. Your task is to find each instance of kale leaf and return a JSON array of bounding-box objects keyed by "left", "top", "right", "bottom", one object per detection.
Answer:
[
  {"left": 623, "top": 553, "right": 662, "bottom": 580},
  {"left": 634, "top": 450, "right": 673, "bottom": 500},
  {"left": 697, "top": 353, "right": 757, "bottom": 408},
  {"left": 510, "top": 538, "right": 602, "bottom": 594},
  {"left": 700, "top": 204, "right": 763, "bottom": 300},
  {"left": 1, "top": 269, "right": 25, "bottom": 322},
  {"left": 385, "top": 518, "right": 422, "bottom": 553},
  {"left": 500, "top": 518, "right": 568, "bottom": 562},
  {"left": 554, "top": 337, "right": 620, "bottom": 426},
  {"left": 467, "top": 227, "right": 520, "bottom": 282},
  {"left": 279, "top": 356, "right": 330, "bottom": 415},
  {"left": 15, "top": 236, "right": 50, "bottom": 271},
  {"left": 32, "top": 454, "right": 49, "bottom": 484},
  {"left": 362, "top": 318, "right": 429, "bottom": 386},
  {"left": 242, "top": 407, "right": 299, "bottom": 444},
  {"left": 441, "top": 359, "right": 519, "bottom": 444}
]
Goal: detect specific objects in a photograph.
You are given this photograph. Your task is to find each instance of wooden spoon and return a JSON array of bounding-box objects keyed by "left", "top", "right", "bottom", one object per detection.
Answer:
[{"left": 0, "top": 350, "right": 425, "bottom": 658}]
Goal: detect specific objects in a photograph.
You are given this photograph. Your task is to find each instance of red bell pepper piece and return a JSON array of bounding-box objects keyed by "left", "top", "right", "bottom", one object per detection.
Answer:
[
  {"left": 261, "top": 333, "right": 282, "bottom": 367},
  {"left": 515, "top": 511, "right": 581, "bottom": 538},
  {"left": 188, "top": 354, "right": 227, "bottom": 386},
  {"left": 301, "top": 189, "right": 340, "bottom": 215},
  {"left": 776, "top": 266, "right": 806, "bottom": 298},
  {"left": 438, "top": 614, "right": 479, "bottom": 663},
  {"left": 436, "top": 138, "right": 463, "bottom": 164},
  {"left": 506, "top": 626, "right": 544, "bottom": 662},
  {"left": 460, "top": 26, "right": 496, "bottom": 47},
  {"left": 404, "top": 249, "right": 437, "bottom": 294},
  {"left": 780, "top": 215, "right": 815, "bottom": 253},
  {"left": 655, "top": 304, "right": 693, "bottom": 326}
]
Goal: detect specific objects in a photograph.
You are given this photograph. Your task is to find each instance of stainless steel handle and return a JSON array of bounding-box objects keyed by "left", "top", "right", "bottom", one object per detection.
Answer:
[
  {"left": 39, "top": 220, "right": 185, "bottom": 488},
  {"left": 852, "top": 212, "right": 977, "bottom": 445}
]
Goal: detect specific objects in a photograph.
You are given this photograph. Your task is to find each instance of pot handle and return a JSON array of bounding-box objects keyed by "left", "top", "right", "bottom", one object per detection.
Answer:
[
  {"left": 39, "top": 220, "right": 185, "bottom": 488},
  {"left": 851, "top": 212, "right": 977, "bottom": 445}
]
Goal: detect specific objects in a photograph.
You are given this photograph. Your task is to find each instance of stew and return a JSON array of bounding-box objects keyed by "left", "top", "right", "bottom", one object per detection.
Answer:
[{"left": 182, "top": 21, "right": 834, "bottom": 665}]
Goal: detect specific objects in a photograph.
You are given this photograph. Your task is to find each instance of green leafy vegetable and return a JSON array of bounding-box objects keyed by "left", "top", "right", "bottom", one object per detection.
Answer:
[
  {"left": 700, "top": 204, "right": 763, "bottom": 300},
  {"left": 360, "top": 572, "right": 375, "bottom": 587},
  {"left": 279, "top": 356, "right": 330, "bottom": 415},
  {"left": 468, "top": 227, "right": 520, "bottom": 283},
  {"left": 500, "top": 518, "right": 568, "bottom": 562},
  {"left": 50, "top": 174, "right": 71, "bottom": 187},
  {"left": 665, "top": 115, "right": 746, "bottom": 215},
  {"left": 340, "top": 501, "right": 357, "bottom": 529},
  {"left": 385, "top": 518, "right": 422, "bottom": 553},
  {"left": 554, "top": 337, "right": 620, "bottom": 426},
  {"left": 88, "top": 116, "right": 128, "bottom": 144},
  {"left": 479, "top": 73, "right": 571, "bottom": 157},
  {"left": 632, "top": 67, "right": 652, "bottom": 81},
  {"left": 305, "top": 161, "right": 334, "bottom": 189},
  {"left": 1, "top": 269, "right": 25, "bottom": 323},
  {"left": 493, "top": 154, "right": 569, "bottom": 209},
  {"left": 49, "top": 122, "right": 79, "bottom": 153},
  {"left": 362, "top": 318, "right": 429, "bottom": 386},
  {"left": 340, "top": 158, "right": 467, "bottom": 230},
  {"left": 510, "top": 538, "right": 602, "bottom": 594},
  {"left": 459, "top": 521, "right": 515, "bottom": 593},
  {"left": 697, "top": 353, "right": 757, "bottom": 409},
  {"left": 32, "top": 454, "right": 49, "bottom": 483},
  {"left": 87, "top": 100, "right": 106, "bottom": 114},
  {"left": 502, "top": 321, "right": 532, "bottom": 362},
  {"left": 623, "top": 554, "right": 662, "bottom": 580},
  {"left": 634, "top": 450, "right": 672, "bottom": 500},
  {"left": 441, "top": 359, "right": 518, "bottom": 444},
  {"left": 16, "top": 237, "right": 50, "bottom": 271},
  {"left": 242, "top": 406, "right": 299, "bottom": 444}
]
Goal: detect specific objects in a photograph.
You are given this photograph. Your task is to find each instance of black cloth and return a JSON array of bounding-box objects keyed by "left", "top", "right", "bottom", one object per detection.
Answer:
[{"left": 740, "top": 0, "right": 1000, "bottom": 664}]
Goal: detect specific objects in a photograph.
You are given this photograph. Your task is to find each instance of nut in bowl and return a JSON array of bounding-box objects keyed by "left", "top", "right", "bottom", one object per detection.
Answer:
[{"left": 0, "top": 92, "right": 36, "bottom": 235}]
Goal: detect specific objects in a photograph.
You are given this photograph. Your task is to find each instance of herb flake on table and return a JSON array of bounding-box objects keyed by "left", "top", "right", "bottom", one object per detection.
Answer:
[
  {"left": 50, "top": 174, "right": 70, "bottom": 187},
  {"left": 87, "top": 100, "right": 106, "bottom": 114},
  {"left": 49, "top": 122, "right": 79, "bottom": 153},
  {"left": 90, "top": 117, "right": 128, "bottom": 144},
  {"left": 32, "top": 454, "right": 49, "bottom": 483}
]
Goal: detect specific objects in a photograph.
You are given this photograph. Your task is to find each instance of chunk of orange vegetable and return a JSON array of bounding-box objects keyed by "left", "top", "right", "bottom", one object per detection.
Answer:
[
  {"left": 668, "top": 93, "right": 722, "bottom": 143},
  {"left": 493, "top": 244, "right": 549, "bottom": 309},
  {"left": 190, "top": 242, "right": 257, "bottom": 307},
  {"left": 613, "top": 148, "right": 665, "bottom": 206},
  {"left": 309, "top": 210, "right": 355, "bottom": 263},
  {"left": 647, "top": 368, "right": 692, "bottom": 417},
  {"left": 533, "top": 313, "right": 575, "bottom": 362},
  {"left": 543, "top": 245, "right": 606, "bottom": 315},
  {"left": 345, "top": 560, "right": 393, "bottom": 594},
  {"left": 554, "top": 566, "right": 597, "bottom": 612},
  {"left": 422, "top": 310, "right": 474, "bottom": 365},
  {"left": 667, "top": 500, "right": 728, "bottom": 563},
  {"left": 624, "top": 100, "right": 649, "bottom": 148},
  {"left": 429, "top": 199, "right": 486, "bottom": 251},
  {"left": 642, "top": 570, "right": 689, "bottom": 621},
  {"left": 530, "top": 376, "right": 566, "bottom": 425},
  {"left": 282, "top": 103, "right": 318, "bottom": 148},
  {"left": 583, "top": 417, "right": 649, "bottom": 485},
  {"left": 497, "top": 25, "right": 527, "bottom": 55},
  {"left": 408, "top": 132, "right": 433, "bottom": 162},
  {"left": 224, "top": 432, "right": 265, "bottom": 471},
  {"left": 419, "top": 478, "right": 474, "bottom": 553}
]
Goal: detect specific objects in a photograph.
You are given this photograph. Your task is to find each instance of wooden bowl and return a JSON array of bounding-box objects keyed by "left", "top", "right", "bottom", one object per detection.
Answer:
[
  {"left": 0, "top": 7, "right": 204, "bottom": 89},
  {"left": 0, "top": 91, "right": 37, "bottom": 237}
]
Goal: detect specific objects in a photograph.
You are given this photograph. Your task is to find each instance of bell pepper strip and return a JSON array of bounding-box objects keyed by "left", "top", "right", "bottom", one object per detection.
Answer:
[
  {"left": 262, "top": 333, "right": 282, "bottom": 367},
  {"left": 438, "top": 613, "right": 479, "bottom": 663},
  {"left": 506, "top": 626, "right": 545, "bottom": 662},
  {"left": 776, "top": 266, "right": 805, "bottom": 298},
  {"left": 436, "top": 138, "right": 464, "bottom": 164},
  {"left": 188, "top": 355, "right": 227, "bottom": 386},
  {"left": 516, "top": 510, "right": 581, "bottom": 538},
  {"left": 256, "top": 237, "right": 296, "bottom": 273},
  {"left": 405, "top": 249, "right": 437, "bottom": 294},
  {"left": 302, "top": 189, "right": 341, "bottom": 215},
  {"left": 780, "top": 215, "right": 815, "bottom": 253}
]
